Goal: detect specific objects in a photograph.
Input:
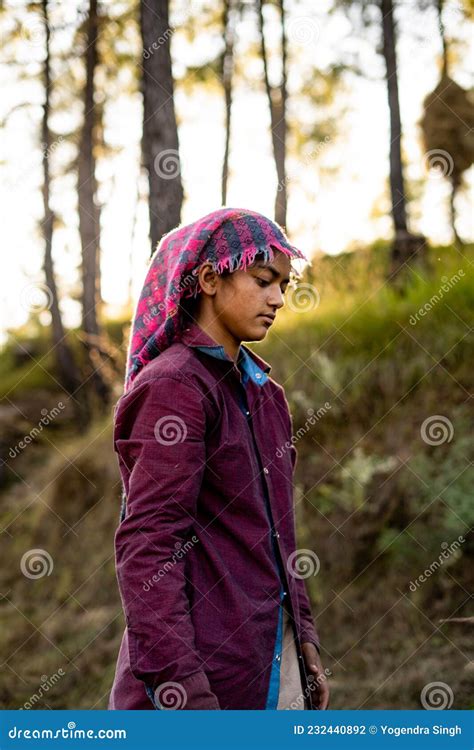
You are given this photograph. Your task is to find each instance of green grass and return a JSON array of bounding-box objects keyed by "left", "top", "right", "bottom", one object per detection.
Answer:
[{"left": 1, "top": 241, "right": 472, "bottom": 708}]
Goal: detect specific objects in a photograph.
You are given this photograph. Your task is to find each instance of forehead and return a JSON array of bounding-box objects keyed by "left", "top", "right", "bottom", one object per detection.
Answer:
[{"left": 251, "top": 252, "right": 292, "bottom": 277}]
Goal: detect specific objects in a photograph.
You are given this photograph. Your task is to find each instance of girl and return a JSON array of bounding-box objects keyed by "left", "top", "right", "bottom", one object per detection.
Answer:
[{"left": 109, "top": 207, "right": 329, "bottom": 710}]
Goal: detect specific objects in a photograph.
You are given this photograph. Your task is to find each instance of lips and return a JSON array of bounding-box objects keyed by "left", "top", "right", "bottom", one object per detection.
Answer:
[{"left": 259, "top": 314, "right": 275, "bottom": 324}]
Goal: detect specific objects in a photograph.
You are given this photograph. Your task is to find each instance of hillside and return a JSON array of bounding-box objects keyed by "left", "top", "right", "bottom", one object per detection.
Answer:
[{"left": 1, "top": 242, "right": 472, "bottom": 709}]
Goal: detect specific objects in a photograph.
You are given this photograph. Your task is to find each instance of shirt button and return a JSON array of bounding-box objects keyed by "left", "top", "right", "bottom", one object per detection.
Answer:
[
  {"left": 276, "top": 654, "right": 281, "bottom": 662},
  {"left": 255, "top": 373, "right": 262, "bottom": 379},
  {"left": 245, "top": 410, "right": 250, "bottom": 416},
  {"left": 273, "top": 530, "right": 280, "bottom": 538},
  {"left": 263, "top": 467, "right": 269, "bottom": 474}
]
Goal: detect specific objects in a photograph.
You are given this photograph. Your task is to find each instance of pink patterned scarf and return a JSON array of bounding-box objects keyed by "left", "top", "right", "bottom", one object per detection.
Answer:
[{"left": 124, "top": 207, "right": 306, "bottom": 392}]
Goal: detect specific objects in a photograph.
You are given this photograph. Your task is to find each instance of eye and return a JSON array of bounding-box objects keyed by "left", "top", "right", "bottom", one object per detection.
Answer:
[{"left": 256, "top": 277, "right": 271, "bottom": 287}]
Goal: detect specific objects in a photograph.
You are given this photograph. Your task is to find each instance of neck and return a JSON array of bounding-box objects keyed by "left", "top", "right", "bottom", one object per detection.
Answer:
[{"left": 194, "top": 312, "right": 241, "bottom": 362}]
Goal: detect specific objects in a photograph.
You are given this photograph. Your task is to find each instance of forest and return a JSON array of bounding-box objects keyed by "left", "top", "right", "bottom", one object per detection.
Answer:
[{"left": 0, "top": 0, "right": 473, "bottom": 710}]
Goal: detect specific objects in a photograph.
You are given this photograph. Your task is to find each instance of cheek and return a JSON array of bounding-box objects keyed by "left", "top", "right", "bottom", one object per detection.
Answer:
[
  {"left": 223, "top": 280, "right": 263, "bottom": 312},
  {"left": 241, "top": 283, "right": 267, "bottom": 312}
]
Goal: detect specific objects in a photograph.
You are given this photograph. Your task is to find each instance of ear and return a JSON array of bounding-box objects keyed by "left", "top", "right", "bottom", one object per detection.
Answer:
[{"left": 197, "top": 262, "right": 219, "bottom": 297}]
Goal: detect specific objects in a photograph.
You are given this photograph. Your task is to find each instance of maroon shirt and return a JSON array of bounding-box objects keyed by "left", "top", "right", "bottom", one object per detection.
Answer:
[{"left": 108, "top": 320, "right": 320, "bottom": 710}]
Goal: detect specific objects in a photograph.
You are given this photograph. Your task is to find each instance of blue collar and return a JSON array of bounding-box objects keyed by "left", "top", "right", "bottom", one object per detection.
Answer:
[{"left": 195, "top": 343, "right": 268, "bottom": 387}]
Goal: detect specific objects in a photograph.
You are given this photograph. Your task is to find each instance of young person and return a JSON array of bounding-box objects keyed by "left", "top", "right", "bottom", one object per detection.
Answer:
[{"left": 108, "top": 208, "right": 329, "bottom": 710}]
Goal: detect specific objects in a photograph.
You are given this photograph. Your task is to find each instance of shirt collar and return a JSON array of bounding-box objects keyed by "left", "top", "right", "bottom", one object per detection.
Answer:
[{"left": 180, "top": 320, "right": 271, "bottom": 386}]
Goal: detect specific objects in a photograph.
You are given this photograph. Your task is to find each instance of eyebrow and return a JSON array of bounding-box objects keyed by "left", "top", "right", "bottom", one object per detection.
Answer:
[{"left": 254, "top": 262, "right": 290, "bottom": 284}]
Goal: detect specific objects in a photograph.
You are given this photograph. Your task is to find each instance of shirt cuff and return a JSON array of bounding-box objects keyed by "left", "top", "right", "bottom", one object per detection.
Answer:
[
  {"left": 301, "top": 634, "right": 321, "bottom": 656},
  {"left": 151, "top": 670, "right": 221, "bottom": 710}
]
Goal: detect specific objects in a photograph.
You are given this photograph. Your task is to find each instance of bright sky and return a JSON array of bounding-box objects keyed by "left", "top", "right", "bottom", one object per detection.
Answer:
[{"left": 0, "top": 0, "right": 472, "bottom": 338}]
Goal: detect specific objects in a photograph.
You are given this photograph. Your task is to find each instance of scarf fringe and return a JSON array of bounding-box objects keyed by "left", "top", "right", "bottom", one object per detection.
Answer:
[{"left": 183, "top": 241, "right": 302, "bottom": 300}]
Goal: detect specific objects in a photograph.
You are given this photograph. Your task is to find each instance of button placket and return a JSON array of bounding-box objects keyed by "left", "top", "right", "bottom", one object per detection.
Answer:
[
  {"left": 262, "top": 469, "right": 312, "bottom": 703},
  {"left": 242, "top": 388, "right": 312, "bottom": 705}
]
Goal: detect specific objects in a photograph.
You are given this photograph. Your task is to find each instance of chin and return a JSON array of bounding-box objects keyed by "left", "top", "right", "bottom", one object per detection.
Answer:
[{"left": 247, "top": 322, "right": 269, "bottom": 341}]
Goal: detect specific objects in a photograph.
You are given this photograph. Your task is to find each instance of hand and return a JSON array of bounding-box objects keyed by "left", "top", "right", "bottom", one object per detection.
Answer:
[{"left": 301, "top": 642, "right": 330, "bottom": 710}]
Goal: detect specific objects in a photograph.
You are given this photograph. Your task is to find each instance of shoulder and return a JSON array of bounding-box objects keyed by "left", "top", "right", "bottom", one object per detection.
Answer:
[
  {"left": 262, "top": 376, "right": 293, "bottom": 434},
  {"left": 133, "top": 342, "right": 205, "bottom": 385},
  {"left": 264, "top": 375, "right": 290, "bottom": 409},
  {"left": 115, "top": 345, "right": 217, "bottom": 420}
]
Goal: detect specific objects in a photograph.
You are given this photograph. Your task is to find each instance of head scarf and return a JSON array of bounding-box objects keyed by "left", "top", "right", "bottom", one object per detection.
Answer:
[{"left": 124, "top": 207, "right": 307, "bottom": 392}]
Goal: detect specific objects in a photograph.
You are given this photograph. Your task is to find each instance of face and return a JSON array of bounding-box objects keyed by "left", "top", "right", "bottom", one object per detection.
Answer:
[{"left": 195, "top": 249, "right": 292, "bottom": 343}]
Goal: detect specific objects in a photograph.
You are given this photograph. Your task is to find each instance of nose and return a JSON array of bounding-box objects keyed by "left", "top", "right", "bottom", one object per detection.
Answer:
[{"left": 268, "top": 285, "right": 285, "bottom": 310}]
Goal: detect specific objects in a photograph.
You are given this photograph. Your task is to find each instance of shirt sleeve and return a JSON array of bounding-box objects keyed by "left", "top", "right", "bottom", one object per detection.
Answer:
[
  {"left": 113, "top": 374, "right": 221, "bottom": 709},
  {"left": 289, "top": 442, "right": 322, "bottom": 655},
  {"left": 285, "top": 400, "right": 322, "bottom": 656}
]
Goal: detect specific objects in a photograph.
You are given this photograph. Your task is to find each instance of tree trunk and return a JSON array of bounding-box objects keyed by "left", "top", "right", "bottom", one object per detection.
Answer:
[
  {"left": 380, "top": 0, "right": 407, "bottom": 235},
  {"left": 221, "top": 0, "right": 236, "bottom": 205},
  {"left": 257, "top": 0, "right": 288, "bottom": 228},
  {"left": 436, "top": 0, "right": 449, "bottom": 77},
  {"left": 380, "top": 0, "right": 425, "bottom": 274},
  {"left": 40, "top": 0, "right": 82, "bottom": 405},
  {"left": 78, "top": 0, "right": 101, "bottom": 337},
  {"left": 140, "top": 0, "right": 183, "bottom": 255},
  {"left": 436, "top": 0, "right": 462, "bottom": 248},
  {"left": 78, "top": 0, "right": 110, "bottom": 410},
  {"left": 449, "top": 174, "right": 464, "bottom": 248}
]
